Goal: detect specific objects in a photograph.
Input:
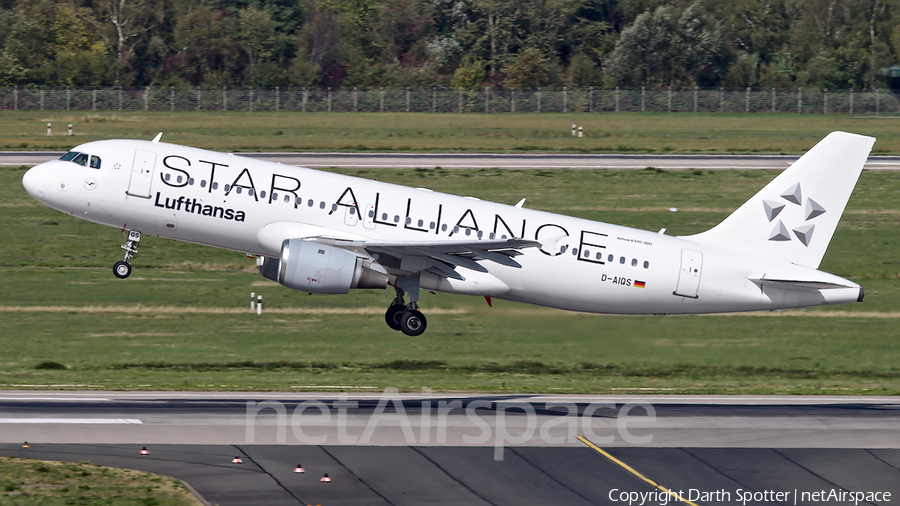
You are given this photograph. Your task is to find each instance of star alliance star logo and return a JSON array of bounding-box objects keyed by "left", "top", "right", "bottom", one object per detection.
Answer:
[{"left": 763, "top": 183, "right": 826, "bottom": 247}]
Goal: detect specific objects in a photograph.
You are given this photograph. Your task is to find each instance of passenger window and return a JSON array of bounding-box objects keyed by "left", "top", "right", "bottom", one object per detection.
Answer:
[
  {"left": 72, "top": 153, "right": 89, "bottom": 166},
  {"left": 60, "top": 152, "right": 78, "bottom": 161},
  {"left": 89, "top": 156, "right": 101, "bottom": 169}
]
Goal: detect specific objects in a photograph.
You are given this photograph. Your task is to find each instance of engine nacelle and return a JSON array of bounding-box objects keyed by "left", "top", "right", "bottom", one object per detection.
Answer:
[{"left": 259, "top": 239, "right": 388, "bottom": 294}]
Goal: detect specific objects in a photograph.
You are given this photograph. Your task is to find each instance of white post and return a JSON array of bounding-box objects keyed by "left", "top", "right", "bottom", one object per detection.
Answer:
[
  {"left": 46, "top": 123, "right": 51, "bottom": 136},
  {"left": 578, "top": 126, "right": 583, "bottom": 138},
  {"left": 257, "top": 295, "right": 262, "bottom": 315},
  {"left": 67, "top": 124, "right": 72, "bottom": 136},
  {"left": 571, "top": 124, "right": 576, "bottom": 136},
  {"left": 251, "top": 292, "right": 256, "bottom": 310}
]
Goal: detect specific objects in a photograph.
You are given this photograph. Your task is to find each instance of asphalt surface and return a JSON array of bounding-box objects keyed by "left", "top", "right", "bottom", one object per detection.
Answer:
[
  {"left": 6, "top": 151, "right": 900, "bottom": 170},
  {"left": 1, "top": 393, "right": 898, "bottom": 505}
]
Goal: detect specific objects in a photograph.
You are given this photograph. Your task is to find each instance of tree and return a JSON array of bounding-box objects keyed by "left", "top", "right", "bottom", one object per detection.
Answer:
[
  {"left": 607, "top": 1, "right": 728, "bottom": 87},
  {"left": 502, "top": 47, "right": 551, "bottom": 88},
  {"left": 239, "top": 6, "right": 278, "bottom": 85}
]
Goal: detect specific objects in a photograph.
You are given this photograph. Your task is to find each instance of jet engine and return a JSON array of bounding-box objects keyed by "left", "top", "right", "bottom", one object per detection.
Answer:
[{"left": 259, "top": 239, "right": 388, "bottom": 294}]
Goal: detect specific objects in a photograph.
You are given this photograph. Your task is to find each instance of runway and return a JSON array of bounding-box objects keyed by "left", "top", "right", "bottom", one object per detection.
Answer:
[
  {"left": 5, "top": 151, "right": 900, "bottom": 170},
  {"left": 1, "top": 392, "right": 898, "bottom": 505}
]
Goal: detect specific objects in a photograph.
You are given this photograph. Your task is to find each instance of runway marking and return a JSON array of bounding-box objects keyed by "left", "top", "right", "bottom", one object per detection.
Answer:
[
  {"left": 0, "top": 418, "right": 142, "bottom": 424},
  {"left": 0, "top": 397, "right": 110, "bottom": 401},
  {"left": 576, "top": 436, "right": 699, "bottom": 506}
]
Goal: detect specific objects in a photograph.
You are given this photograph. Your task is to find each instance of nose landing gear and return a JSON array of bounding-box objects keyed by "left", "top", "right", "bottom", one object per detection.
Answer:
[
  {"left": 384, "top": 280, "right": 428, "bottom": 336},
  {"left": 113, "top": 230, "right": 141, "bottom": 279}
]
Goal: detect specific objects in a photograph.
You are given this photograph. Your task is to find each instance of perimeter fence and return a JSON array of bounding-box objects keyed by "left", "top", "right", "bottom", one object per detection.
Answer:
[{"left": 1, "top": 86, "right": 898, "bottom": 115}]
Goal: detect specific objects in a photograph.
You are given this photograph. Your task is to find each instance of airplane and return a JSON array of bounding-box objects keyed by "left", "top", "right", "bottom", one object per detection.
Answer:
[{"left": 21, "top": 131, "right": 873, "bottom": 336}]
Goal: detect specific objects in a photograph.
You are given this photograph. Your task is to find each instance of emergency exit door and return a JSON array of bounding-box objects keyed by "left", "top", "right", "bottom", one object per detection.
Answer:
[
  {"left": 674, "top": 249, "right": 703, "bottom": 298},
  {"left": 127, "top": 150, "right": 156, "bottom": 198}
]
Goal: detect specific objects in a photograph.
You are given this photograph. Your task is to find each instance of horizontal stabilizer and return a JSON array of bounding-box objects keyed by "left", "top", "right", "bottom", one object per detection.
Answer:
[{"left": 749, "top": 278, "right": 855, "bottom": 291}]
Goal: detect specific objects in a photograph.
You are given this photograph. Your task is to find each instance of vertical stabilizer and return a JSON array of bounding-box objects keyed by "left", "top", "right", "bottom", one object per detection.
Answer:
[{"left": 686, "top": 131, "right": 875, "bottom": 269}]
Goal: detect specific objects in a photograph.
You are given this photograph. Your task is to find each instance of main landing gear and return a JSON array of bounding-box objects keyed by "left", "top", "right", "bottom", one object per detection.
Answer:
[
  {"left": 385, "top": 276, "right": 428, "bottom": 336},
  {"left": 113, "top": 230, "right": 141, "bottom": 279}
]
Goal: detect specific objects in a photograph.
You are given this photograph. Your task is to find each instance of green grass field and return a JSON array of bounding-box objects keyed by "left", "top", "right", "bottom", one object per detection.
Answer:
[
  {"left": 2, "top": 111, "right": 900, "bottom": 153},
  {"left": 0, "top": 457, "right": 200, "bottom": 505},
  {"left": 1, "top": 160, "right": 898, "bottom": 395}
]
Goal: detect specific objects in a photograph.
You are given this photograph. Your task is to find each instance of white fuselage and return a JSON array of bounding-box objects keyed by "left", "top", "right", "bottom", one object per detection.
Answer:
[{"left": 22, "top": 139, "right": 862, "bottom": 315}]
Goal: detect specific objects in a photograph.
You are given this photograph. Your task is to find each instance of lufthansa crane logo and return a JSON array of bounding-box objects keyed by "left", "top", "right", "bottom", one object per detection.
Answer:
[{"left": 763, "top": 183, "right": 826, "bottom": 247}]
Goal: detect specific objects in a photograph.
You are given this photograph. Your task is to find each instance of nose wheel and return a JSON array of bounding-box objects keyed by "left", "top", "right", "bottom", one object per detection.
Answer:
[
  {"left": 384, "top": 286, "right": 428, "bottom": 336},
  {"left": 114, "top": 230, "right": 141, "bottom": 279},
  {"left": 113, "top": 261, "right": 132, "bottom": 279}
]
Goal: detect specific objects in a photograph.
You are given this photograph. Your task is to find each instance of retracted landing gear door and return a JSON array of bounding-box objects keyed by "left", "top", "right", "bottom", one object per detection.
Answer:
[{"left": 127, "top": 150, "right": 156, "bottom": 198}]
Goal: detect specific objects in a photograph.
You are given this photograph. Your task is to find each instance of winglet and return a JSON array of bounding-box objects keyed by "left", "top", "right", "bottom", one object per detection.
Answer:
[
  {"left": 151, "top": 132, "right": 163, "bottom": 143},
  {"left": 515, "top": 198, "right": 526, "bottom": 208}
]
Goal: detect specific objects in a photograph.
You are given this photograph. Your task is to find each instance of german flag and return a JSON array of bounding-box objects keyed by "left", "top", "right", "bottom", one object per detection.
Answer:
[{"left": 634, "top": 280, "right": 646, "bottom": 288}]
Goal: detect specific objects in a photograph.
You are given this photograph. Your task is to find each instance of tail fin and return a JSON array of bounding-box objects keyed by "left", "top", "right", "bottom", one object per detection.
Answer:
[{"left": 686, "top": 131, "right": 875, "bottom": 269}]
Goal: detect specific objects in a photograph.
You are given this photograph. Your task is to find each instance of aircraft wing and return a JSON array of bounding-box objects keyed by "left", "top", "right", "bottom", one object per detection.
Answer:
[{"left": 308, "top": 237, "right": 541, "bottom": 280}]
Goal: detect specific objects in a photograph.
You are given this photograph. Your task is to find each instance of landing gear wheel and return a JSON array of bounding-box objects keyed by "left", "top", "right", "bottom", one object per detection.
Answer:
[
  {"left": 385, "top": 304, "right": 405, "bottom": 331},
  {"left": 399, "top": 310, "right": 427, "bottom": 336},
  {"left": 113, "top": 261, "right": 132, "bottom": 279}
]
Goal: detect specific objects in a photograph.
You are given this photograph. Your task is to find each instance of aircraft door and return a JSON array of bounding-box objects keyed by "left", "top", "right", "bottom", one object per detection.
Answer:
[
  {"left": 674, "top": 249, "right": 703, "bottom": 298},
  {"left": 127, "top": 150, "right": 157, "bottom": 198}
]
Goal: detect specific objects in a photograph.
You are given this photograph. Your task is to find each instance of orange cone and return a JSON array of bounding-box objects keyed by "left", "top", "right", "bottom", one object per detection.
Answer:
[
  {"left": 294, "top": 464, "right": 305, "bottom": 474},
  {"left": 320, "top": 473, "right": 331, "bottom": 483},
  {"left": 140, "top": 447, "right": 149, "bottom": 456},
  {"left": 232, "top": 456, "right": 242, "bottom": 464},
  {"left": 21, "top": 442, "right": 29, "bottom": 448}
]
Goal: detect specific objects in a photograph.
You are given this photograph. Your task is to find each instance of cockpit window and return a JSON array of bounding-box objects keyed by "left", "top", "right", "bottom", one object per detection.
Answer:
[
  {"left": 71, "top": 153, "right": 89, "bottom": 166},
  {"left": 60, "top": 151, "right": 78, "bottom": 161},
  {"left": 89, "top": 155, "right": 101, "bottom": 169}
]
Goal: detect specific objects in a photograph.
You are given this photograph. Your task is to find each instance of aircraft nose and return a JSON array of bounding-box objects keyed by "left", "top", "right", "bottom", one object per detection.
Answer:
[{"left": 22, "top": 164, "right": 45, "bottom": 201}]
